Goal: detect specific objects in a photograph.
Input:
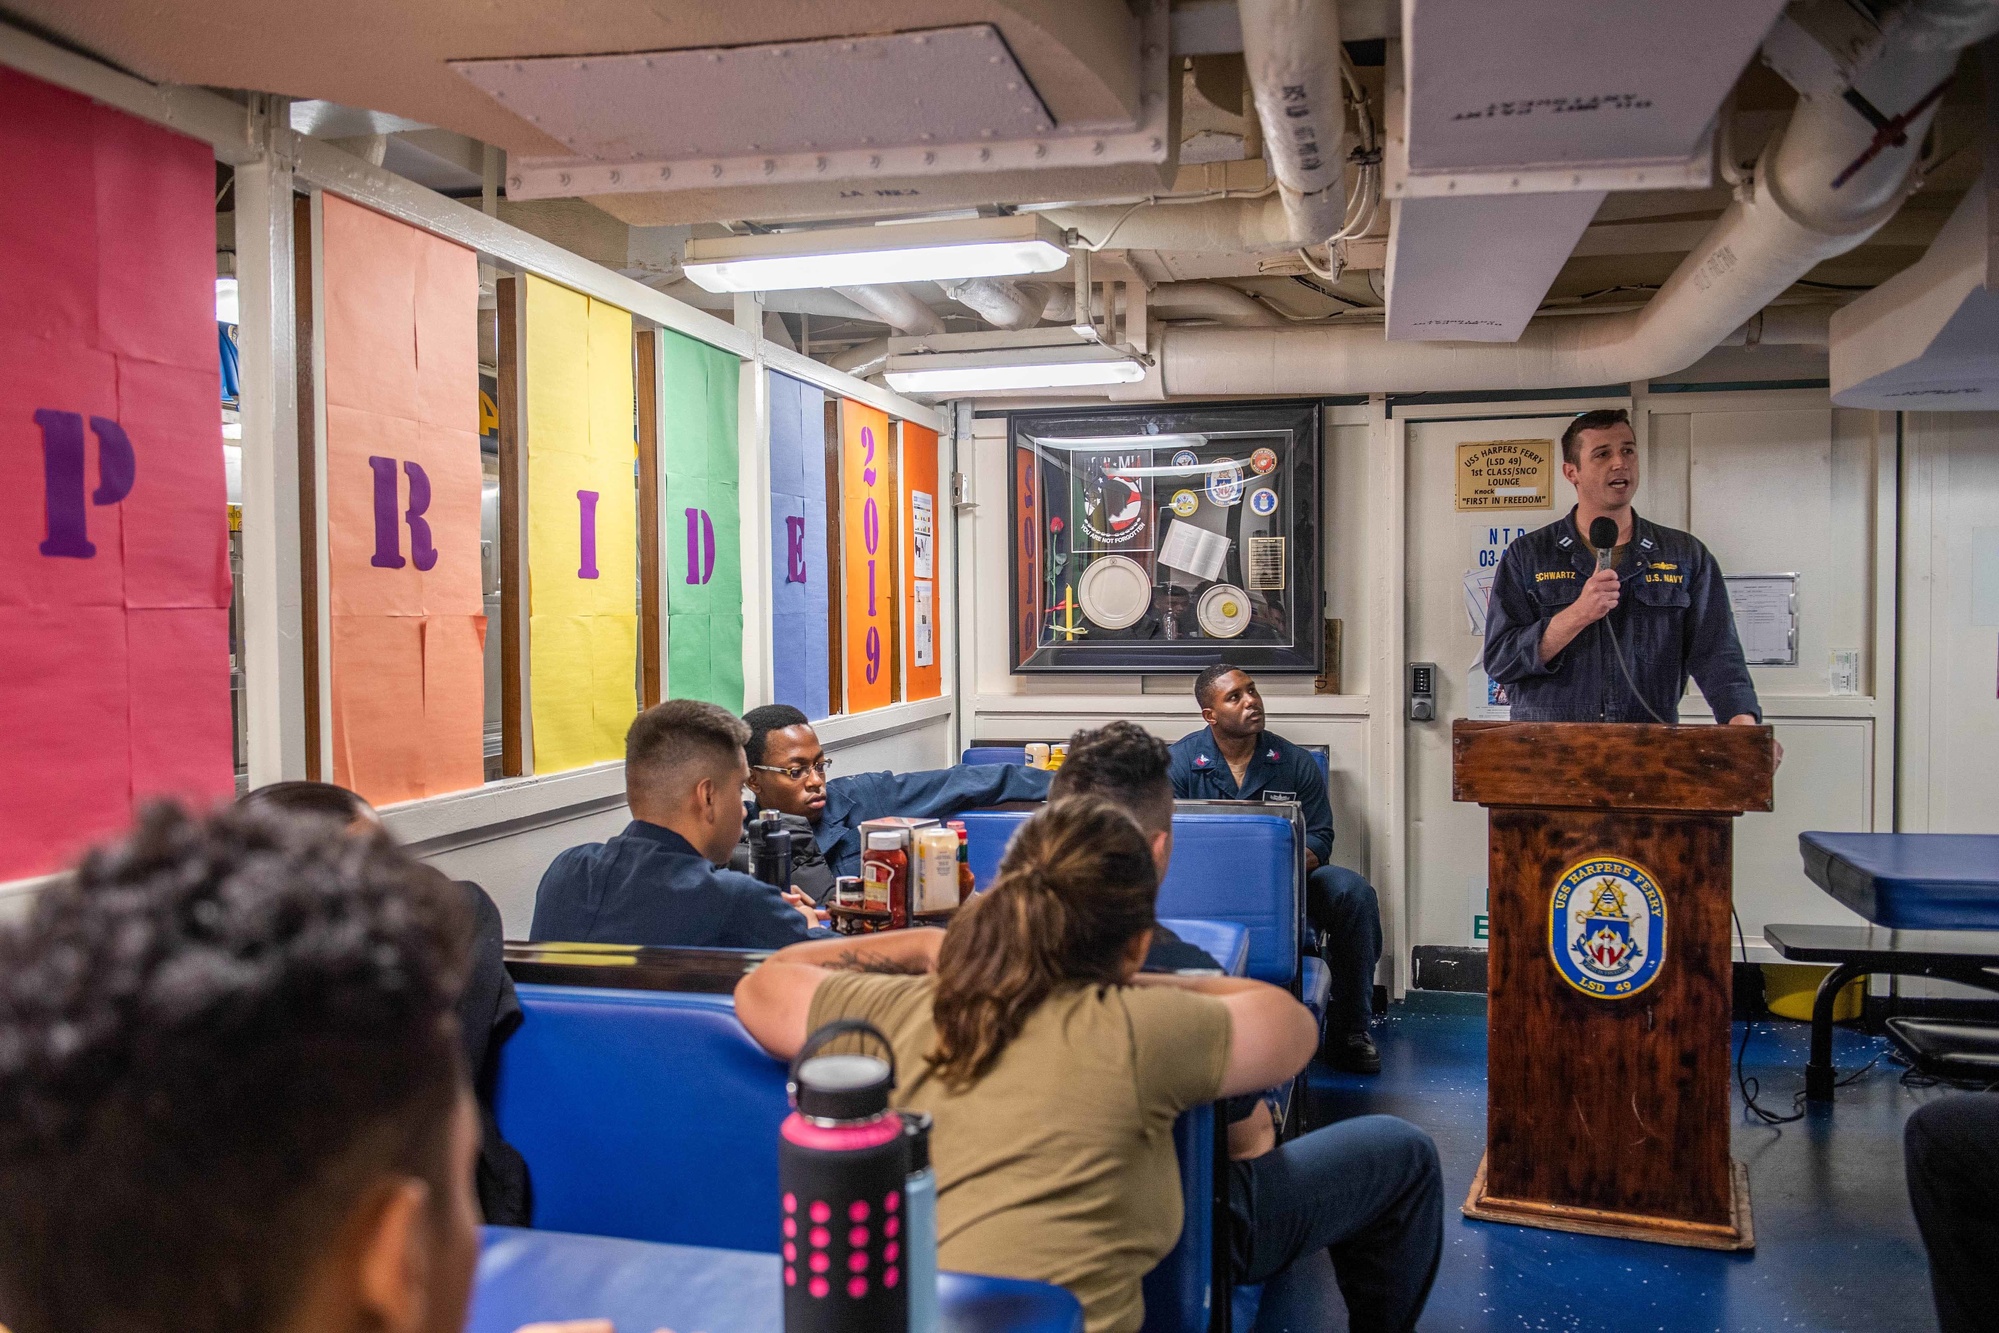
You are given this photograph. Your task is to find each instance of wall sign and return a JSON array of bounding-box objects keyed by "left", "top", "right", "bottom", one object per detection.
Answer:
[
  {"left": 1456, "top": 439, "right": 1554, "bottom": 511},
  {"left": 0, "top": 68, "right": 234, "bottom": 879},
  {"left": 768, "top": 372, "right": 830, "bottom": 719},
  {"left": 839, "top": 399, "right": 895, "bottom": 711},
  {"left": 323, "top": 195, "right": 487, "bottom": 805},
  {"left": 901, "top": 422, "right": 941, "bottom": 701},
  {"left": 524, "top": 275, "right": 637, "bottom": 774},
  {"left": 661, "top": 329, "right": 743, "bottom": 710}
]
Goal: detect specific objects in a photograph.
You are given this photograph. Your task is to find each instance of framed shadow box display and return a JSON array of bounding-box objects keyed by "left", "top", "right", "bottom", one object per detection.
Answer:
[{"left": 1008, "top": 400, "right": 1321, "bottom": 674}]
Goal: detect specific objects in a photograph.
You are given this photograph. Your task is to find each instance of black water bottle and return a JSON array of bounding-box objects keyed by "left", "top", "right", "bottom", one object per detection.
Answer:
[
  {"left": 780, "top": 1020, "right": 910, "bottom": 1333},
  {"left": 752, "top": 810, "right": 797, "bottom": 890}
]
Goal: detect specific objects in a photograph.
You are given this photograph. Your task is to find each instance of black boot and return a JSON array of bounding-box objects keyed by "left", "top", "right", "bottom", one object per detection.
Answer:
[{"left": 1327, "top": 1030, "right": 1381, "bottom": 1075}]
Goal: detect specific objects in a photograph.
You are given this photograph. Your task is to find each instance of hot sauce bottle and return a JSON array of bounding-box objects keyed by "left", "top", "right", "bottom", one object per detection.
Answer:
[
  {"left": 948, "top": 821, "right": 973, "bottom": 902},
  {"left": 862, "top": 831, "right": 909, "bottom": 928}
]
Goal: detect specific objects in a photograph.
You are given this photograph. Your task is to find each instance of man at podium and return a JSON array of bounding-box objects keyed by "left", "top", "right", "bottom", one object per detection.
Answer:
[{"left": 1484, "top": 408, "right": 1765, "bottom": 732}]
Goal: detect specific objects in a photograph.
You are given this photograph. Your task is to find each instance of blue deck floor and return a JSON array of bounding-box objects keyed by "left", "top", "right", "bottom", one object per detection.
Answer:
[{"left": 1271, "top": 1001, "right": 1951, "bottom": 1333}]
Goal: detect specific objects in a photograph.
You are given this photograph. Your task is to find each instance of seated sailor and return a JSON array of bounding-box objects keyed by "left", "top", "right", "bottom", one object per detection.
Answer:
[
  {"left": 1168, "top": 665, "right": 1386, "bottom": 1074},
  {"left": 532, "top": 700, "right": 828, "bottom": 949},
  {"left": 740, "top": 703, "right": 1054, "bottom": 891}
]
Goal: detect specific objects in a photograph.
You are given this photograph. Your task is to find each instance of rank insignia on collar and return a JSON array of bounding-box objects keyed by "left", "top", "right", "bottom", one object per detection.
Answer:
[
  {"left": 1193, "top": 755, "right": 1210, "bottom": 768},
  {"left": 1267, "top": 749, "right": 1279, "bottom": 761}
]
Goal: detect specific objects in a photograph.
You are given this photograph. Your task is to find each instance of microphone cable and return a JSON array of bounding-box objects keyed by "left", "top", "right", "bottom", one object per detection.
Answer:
[{"left": 1586, "top": 516, "right": 1670, "bottom": 725}]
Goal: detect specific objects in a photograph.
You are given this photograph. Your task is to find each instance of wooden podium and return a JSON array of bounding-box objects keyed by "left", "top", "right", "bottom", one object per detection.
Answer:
[{"left": 1453, "top": 720, "right": 1775, "bottom": 1251}]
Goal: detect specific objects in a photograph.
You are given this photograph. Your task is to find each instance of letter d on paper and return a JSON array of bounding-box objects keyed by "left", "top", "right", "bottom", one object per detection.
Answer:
[{"left": 685, "top": 507, "right": 715, "bottom": 585}]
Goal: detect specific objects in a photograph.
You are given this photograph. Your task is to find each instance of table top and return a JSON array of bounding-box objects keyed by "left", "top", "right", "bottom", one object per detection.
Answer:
[
  {"left": 468, "top": 1226, "right": 1083, "bottom": 1333},
  {"left": 1763, "top": 922, "right": 1999, "bottom": 971},
  {"left": 1798, "top": 832, "right": 1999, "bottom": 929},
  {"left": 504, "top": 942, "right": 767, "bottom": 994}
]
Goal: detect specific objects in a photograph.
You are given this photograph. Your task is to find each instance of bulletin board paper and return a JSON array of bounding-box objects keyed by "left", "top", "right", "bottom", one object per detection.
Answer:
[
  {"left": 0, "top": 70, "right": 232, "bottom": 880},
  {"left": 840, "top": 399, "right": 896, "bottom": 712},
  {"left": 767, "top": 377, "right": 832, "bottom": 718},
  {"left": 662, "top": 328, "right": 744, "bottom": 709},
  {"left": 901, "top": 423, "right": 942, "bottom": 702},
  {"left": 322, "top": 195, "right": 484, "bottom": 804},
  {"left": 525, "top": 276, "right": 638, "bottom": 771}
]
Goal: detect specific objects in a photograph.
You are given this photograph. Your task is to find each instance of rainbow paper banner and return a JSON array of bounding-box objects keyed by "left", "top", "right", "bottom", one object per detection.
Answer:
[
  {"left": 0, "top": 68, "right": 233, "bottom": 879},
  {"left": 838, "top": 399, "right": 895, "bottom": 713},
  {"left": 661, "top": 329, "right": 743, "bottom": 711},
  {"left": 323, "top": 195, "right": 485, "bottom": 805},
  {"left": 525, "top": 276, "right": 638, "bottom": 773},
  {"left": 768, "top": 372, "right": 830, "bottom": 720}
]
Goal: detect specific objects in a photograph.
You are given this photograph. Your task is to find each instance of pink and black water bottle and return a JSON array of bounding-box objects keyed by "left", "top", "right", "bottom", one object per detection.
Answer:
[{"left": 780, "top": 1019, "right": 910, "bottom": 1333}]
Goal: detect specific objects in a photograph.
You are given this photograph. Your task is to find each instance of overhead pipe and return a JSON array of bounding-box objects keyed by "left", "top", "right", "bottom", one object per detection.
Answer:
[
  {"left": 828, "top": 339, "right": 893, "bottom": 377},
  {"left": 1718, "top": 305, "right": 1836, "bottom": 347},
  {"left": 942, "top": 277, "right": 1052, "bottom": 330},
  {"left": 1160, "top": 1, "right": 1980, "bottom": 397},
  {"left": 1151, "top": 282, "right": 1287, "bottom": 327},
  {"left": 1042, "top": 194, "right": 1295, "bottom": 253},
  {"left": 1240, "top": 0, "right": 1348, "bottom": 244},
  {"left": 833, "top": 284, "right": 945, "bottom": 336}
]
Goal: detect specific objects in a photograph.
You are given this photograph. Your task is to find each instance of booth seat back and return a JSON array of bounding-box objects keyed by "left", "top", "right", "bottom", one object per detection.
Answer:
[
  {"left": 492, "top": 985, "right": 790, "bottom": 1253},
  {"left": 492, "top": 983, "right": 1216, "bottom": 1333},
  {"left": 962, "top": 744, "right": 1329, "bottom": 781},
  {"left": 959, "top": 809, "right": 1299, "bottom": 987}
]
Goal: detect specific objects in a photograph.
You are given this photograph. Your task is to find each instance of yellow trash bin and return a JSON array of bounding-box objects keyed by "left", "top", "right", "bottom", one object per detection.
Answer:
[{"left": 1762, "top": 963, "right": 1863, "bottom": 1022}]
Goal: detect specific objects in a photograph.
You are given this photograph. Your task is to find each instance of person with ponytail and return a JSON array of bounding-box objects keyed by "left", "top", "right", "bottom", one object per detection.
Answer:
[{"left": 736, "top": 796, "right": 1320, "bottom": 1333}]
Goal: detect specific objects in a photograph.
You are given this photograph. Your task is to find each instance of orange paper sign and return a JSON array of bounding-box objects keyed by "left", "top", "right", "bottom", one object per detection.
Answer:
[
  {"left": 838, "top": 399, "right": 895, "bottom": 713},
  {"left": 322, "top": 195, "right": 485, "bottom": 805}
]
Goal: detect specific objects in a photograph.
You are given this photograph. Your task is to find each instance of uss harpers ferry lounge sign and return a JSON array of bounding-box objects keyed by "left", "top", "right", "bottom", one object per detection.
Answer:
[{"left": 1456, "top": 439, "right": 1554, "bottom": 511}]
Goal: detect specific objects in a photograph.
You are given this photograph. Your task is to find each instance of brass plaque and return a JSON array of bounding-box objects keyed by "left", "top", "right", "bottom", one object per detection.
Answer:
[{"left": 1456, "top": 439, "right": 1554, "bottom": 511}]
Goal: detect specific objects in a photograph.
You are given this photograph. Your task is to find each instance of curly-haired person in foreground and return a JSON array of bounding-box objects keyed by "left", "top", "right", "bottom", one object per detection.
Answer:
[{"left": 0, "top": 804, "right": 612, "bottom": 1333}]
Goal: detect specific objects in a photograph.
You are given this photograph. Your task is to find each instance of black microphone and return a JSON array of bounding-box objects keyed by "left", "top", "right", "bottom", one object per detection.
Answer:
[{"left": 1589, "top": 516, "right": 1618, "bottom": 572}]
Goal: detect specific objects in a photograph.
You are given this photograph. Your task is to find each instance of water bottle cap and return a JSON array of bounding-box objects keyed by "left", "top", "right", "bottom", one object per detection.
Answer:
[{"left": 795, "top": 1053, "right": 894, "bottom": 1121}]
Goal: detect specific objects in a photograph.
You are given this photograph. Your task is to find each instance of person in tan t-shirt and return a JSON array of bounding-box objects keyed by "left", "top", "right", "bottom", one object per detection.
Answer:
[{"left": 735, "top": 797, "right": 1319, "bottom": 1333}]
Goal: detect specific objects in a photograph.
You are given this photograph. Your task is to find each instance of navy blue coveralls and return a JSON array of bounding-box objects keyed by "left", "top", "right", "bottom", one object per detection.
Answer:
[
  {"left": 1167, "top": 727, "right": 1382, "bottom": 1038},
  {"left": 1483, "top": 507, "right": 1761, "bottom": 723},
  {"left": 529, "top": 820, "right": 824, "bottom": 949},
  {"left": 808, "top": 763, "right": 1055, "bottom": 879}
]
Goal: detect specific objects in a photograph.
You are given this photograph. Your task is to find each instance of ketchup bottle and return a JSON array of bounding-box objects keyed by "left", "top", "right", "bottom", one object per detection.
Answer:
[{"left": 863, "top": 832, "right": 910, "bottom": 928}]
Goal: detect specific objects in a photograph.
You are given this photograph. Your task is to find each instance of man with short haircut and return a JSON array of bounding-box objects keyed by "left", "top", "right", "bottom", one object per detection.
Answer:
[
  {"left": 1484, "top": 407, "right": 1768, "bottom": 733},
  {"left": 531, "top": 699, "right": 827, "bottom": 948},
  {"left": 0, "top": 804, "right": 484, "bottom": 1333},
  {"left": 1168, "top": 666, "right": 1385, "bottom": 1074},
  {"left": 1056, "top": 722, "right": 1443, "bottom": 1328},
  {"left": 742, "top": 703, "right": 1053, "bottom": 886}
]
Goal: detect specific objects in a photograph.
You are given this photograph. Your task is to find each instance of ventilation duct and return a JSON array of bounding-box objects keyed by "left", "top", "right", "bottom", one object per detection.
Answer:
[
  {"left": 1158, "top": 3, "right": 1977, "bottom": 397},
  {"left": 834, "top": 284, "right": 946, "bottom": 336},
  {"left": 1831, "top": 175, "right": 1998, "bottom": 409},
  {"left": 943, "top": 278, "right": 1052, "bottom": 329},
  {"left": 1240, "top": 0, "right": 1348, "bottom": 243}
]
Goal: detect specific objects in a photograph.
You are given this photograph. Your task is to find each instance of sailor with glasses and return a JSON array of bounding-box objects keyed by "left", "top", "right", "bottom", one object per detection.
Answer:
[{"left": 741, "top": 704, "right": 1054, "bottom": 890}]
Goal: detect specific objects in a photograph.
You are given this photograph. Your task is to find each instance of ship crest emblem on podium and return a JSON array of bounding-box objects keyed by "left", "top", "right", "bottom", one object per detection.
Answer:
[{"left": 1549, "top": 857, "right": 1667, "bottom": 999}]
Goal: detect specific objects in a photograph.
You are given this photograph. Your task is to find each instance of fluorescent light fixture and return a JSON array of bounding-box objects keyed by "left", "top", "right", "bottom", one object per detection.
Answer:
[
  {"left": 216, "top": 276, "right": 239, "bottom": 325},
  {"left": 683, "top": 216, "right": 1068, "bottom": 293},
  {"left": 884, "top": 343, "right": 1147, "bottom": 394}
]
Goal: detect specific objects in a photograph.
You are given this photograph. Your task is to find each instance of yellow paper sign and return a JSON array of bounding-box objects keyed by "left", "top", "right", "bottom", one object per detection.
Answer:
[
  {"left": 1456, "top": 439, "right": 1554, "bottom": 511},
  {"left": 525, "top": 275, "right": 638, "bottom": 773}
]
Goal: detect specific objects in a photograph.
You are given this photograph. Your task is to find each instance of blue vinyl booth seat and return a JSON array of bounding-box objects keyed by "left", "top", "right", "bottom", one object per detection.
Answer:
[
  {"left": 1163, "top": 917, "right": 1250, "bottom": 977},
  {"left": 491, "top": 983, "right": 1219, "bottom": 1333},
  {"left": 1799, "top": 832, "right": 1999, "bottom": 929}
]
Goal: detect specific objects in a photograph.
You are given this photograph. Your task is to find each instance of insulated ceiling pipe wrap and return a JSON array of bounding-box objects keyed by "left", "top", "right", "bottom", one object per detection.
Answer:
[
  {"left": 942, "top": 277, "right": 1051, "bottom": 329},
  {"left": 1041, "top": 194, "right": 1296, "bottom": 253},
  {"left": 1162, "top": 0, "right": 1981, "bottom": 396},
  {"left": 1151, "top": 282, "right": 1287, "bottom": 327},
  {"left": 1240, "top": 0, "right": 1348, "bottom": 244},
  {"left": 833, "top": 284, "right": 946, "bottom": 336}
]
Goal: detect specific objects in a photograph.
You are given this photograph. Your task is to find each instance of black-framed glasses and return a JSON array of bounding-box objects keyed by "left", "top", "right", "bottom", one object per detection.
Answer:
[{"left": 752, "top": 759, "right": 834, "bottom": 781}]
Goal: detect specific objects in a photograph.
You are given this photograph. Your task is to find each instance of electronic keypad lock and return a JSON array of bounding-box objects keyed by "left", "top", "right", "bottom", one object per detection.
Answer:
[{"left": 1408, "top": 662, "right": 1437, "bottom": 722}]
